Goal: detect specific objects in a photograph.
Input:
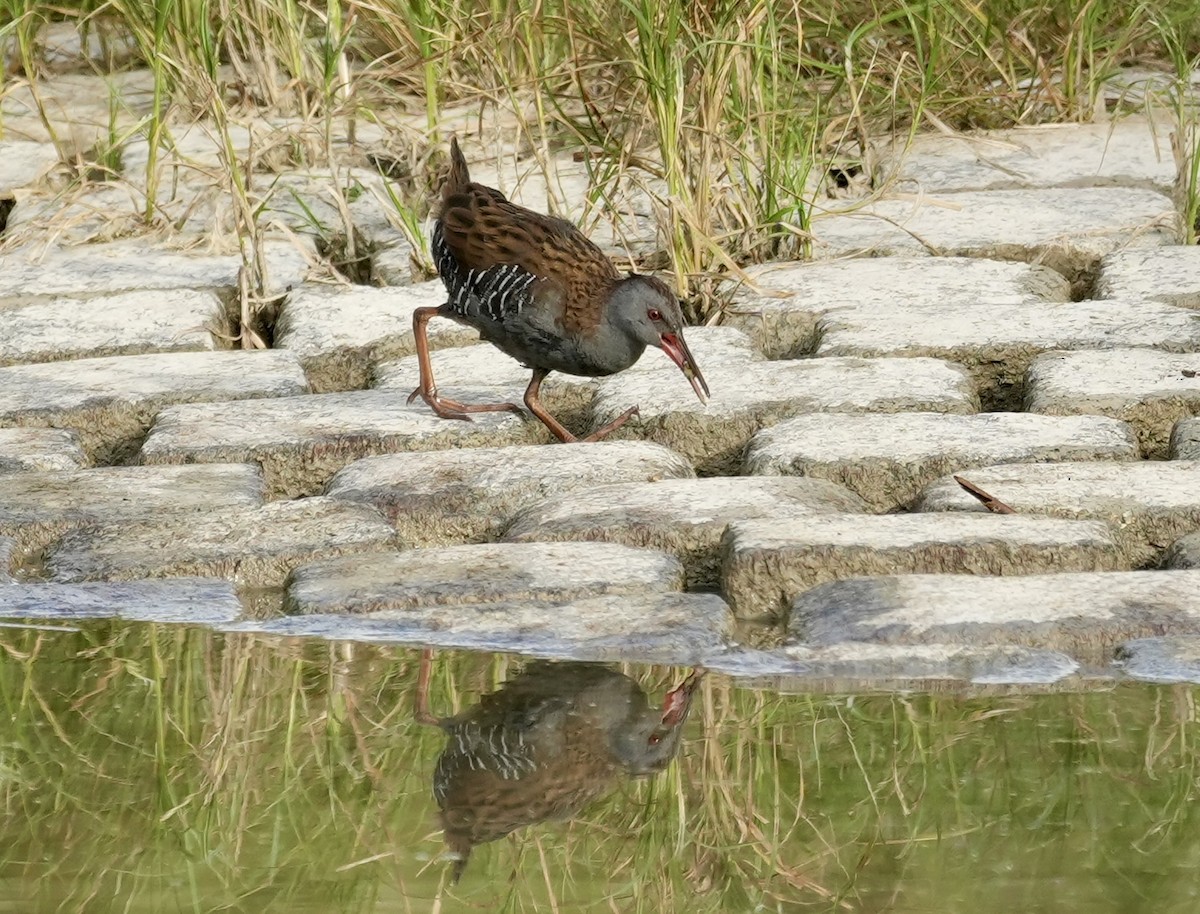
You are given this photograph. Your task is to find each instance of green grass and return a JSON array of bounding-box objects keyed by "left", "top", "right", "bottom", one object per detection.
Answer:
[{"left": 3, "top": 0, "right": 1199, "bottom": 322}]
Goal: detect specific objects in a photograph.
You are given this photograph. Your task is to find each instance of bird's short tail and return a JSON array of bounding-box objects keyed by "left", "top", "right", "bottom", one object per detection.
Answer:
[{"left": 444, "top": 137, "right": 471, "bottom": 201}]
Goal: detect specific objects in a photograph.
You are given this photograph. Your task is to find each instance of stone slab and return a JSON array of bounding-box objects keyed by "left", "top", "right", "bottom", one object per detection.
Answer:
[
  {"left": 374, "top": 326, "right": 761, "bottom": 435},
  {"left": 592, "top": 356, "right": 978, "bottom": 475},
  {"left": 0, "top": 239, "right": 313, "bottom": 303},
  {"left": 743, "top": 412, "right": 1138, "bottom": 511},
  {"left": 1117, "top": 637, "right": 1200, "bottom": 683},
  {"left": 816, "top": 300, "right": 1200, "bottom": 411},
  {"left": 326, "top": 440, "right": 695, "bottom": 545},
  {"left": 883, "top": 118, "right": 1176, "bottom": 193},
  {"left": 722, "top": 513, "right": 1123, "bottom": 621},
  {"left": 1173, "top": 419, "right": 1200, "bottom": 459},
  {"left": 139, "top": 389, "right": 542, "bottom": 500},
  {"left": 706, "top": 643, "right": 1079, "bottom": 687},
  {"left": 788, "top": 570, "right": 1200, "bottom": 662},
  {"left": 0, "top": 463, "right": 264, "bottom": 560},
  {"left": 503, "top": 477, "right": 868, "bottom": 589},
  {"left": 2, "top": 70, "right": 155, "bottom": 150},
  {"left": 0, "top": 141, "right": 60, "bottom": 192},
  {"left": 1094, "top": 247, "right": 1200, "bottom": 309},
  {"left": 1165, "top": 533, "right": 1200, "bottom": 570},
  {"left": 0, "top": 578, "right": 241, "bottom": 626},
  {"left": 0, "top": 289, "right": 221, "bottom": 367},
  {"left": 284, "top": 541, "right": 684, "bottom": 615},
  {"left": 0, "top": 351, "right": 309, "bottom": 465},
  {"left": 1026, "top": 349, "right": 1200, "bottom": 457},
  {"left": 46, "top": 497, "right": 396, "bottom": 589},
  {"left": 808, "top": 188, "right": 1176, "bottom": 275},
  {"left": 370, "top": 242, "right": 421, "bottom": 287},
  {"left": 0, "top": 427, "right": 86, "bottom": 473},
  {"left": 724, "top": 256, "right": 1069, "bottom": 359},
  {"left": 3, "top": 20, "right": 139, "bottom": 76},
  {"left": 274, "top": 281, "right": 480, "bottom": 392},
  {"left": 8, "top": 177, "right": 230, "bottom": 242},
  {"left": 231, "top": 592, "right": 730, "bottom": 665},
  {"left": 259, "top": 169, "right": 397, "bottom": 246},
  {"left": 917, "top": 460, "right": 1200, "bottom": 564}
]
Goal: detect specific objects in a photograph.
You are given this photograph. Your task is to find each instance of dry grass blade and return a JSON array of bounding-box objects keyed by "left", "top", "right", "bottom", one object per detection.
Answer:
[{"left": 953, "top": 475, "right": 1017, "bottom": 514}]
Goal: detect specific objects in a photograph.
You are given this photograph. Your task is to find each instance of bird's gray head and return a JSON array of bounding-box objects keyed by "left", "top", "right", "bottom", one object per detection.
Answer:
[
  {"left": 608, "top": 274, "right": 709, "bottom": 403},
  {"left": 607, "top": 668, "right": 703, "bottom": 776}
]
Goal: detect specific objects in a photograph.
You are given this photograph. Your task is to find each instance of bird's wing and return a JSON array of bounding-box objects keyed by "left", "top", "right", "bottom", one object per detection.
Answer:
[{"left": 437, "top": 184, "right": 618, "bottom": 335}]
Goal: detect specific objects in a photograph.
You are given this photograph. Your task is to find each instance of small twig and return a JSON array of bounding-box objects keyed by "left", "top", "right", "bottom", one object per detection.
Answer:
[{"left": 954, "top": 475, "right": 1017, "bottom": 514}]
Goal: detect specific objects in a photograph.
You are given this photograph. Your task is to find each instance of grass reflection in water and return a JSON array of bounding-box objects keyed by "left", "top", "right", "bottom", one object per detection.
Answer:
[{"left": 1, "top": 621, "right": 1199, "bottom": 913}]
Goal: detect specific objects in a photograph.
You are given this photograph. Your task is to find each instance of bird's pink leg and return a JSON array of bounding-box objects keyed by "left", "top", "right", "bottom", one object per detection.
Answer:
[
  {"left": 523, "top": 369, "right": 638, "bottom": 443},
  {"left": 407, "top": 306, "right": 524, "bottom": 419},
  {"left": 414, "top": 647, "right": 440, "bottom": 726}
]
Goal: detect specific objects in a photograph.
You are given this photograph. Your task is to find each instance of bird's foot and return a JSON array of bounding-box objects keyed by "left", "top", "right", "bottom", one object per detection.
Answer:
[
  {"left": 582, "top": 406, "right": 640, "bottom": 442},
  {"left": 407, "top": 386, "right": 524, "bottom": 421}
]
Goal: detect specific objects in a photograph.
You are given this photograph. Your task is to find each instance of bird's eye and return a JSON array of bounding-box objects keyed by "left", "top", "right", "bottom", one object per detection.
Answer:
[
  {"left": 648, "top": 733, "right": 662, "bottom": 745},
  {"left": 648, "top": 308, "right": 662, "bottom": 322}
]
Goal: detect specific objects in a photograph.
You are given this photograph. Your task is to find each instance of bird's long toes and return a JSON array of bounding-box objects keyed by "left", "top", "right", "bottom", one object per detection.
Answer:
[{"left": 437, "top": 407, "right": 474, "bottom": 423}]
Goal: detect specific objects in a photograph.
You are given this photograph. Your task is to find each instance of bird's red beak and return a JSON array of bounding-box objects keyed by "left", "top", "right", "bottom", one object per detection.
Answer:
[
  {"left": 660, "top": 667, "right": 705, "bottom": 727},
  {"left": 659, "top": 332, "right": 710, "bottom": 404}
]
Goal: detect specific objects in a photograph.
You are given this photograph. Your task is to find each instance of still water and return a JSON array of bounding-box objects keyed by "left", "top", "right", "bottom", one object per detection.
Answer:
[{"left": 2, "top": 620, "right": 1198, "bottom": 913}]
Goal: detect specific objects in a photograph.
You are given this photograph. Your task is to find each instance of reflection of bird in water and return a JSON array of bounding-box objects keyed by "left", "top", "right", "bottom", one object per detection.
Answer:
[{"left": 416, "top": 656, "right": 704, "bottom": 881}]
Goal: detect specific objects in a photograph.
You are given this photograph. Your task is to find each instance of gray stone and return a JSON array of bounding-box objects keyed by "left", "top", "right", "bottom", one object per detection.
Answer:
[
  {"left": 1173, "top": 419, "right": 1200, "bottom": 459},
  {"left": 326, "top": 440, "right": 695, "bottom": 545},
  {"left": 808, "top": 188, "right": 1176, "bottom": 273},
  {"left": 503, "top": 477, "right": 868, "bottom": 589},
  {"left": 284, "top": 541, "right": 684, "bottom": 615},
  {"left": 0, "top": 239, "right": 313, "bottom": 303},
  {"left": 724, "top": 256, "right": 1069, "bottom": 359},
  {"left": 0, "top": 288, "right": 222, "bottom": 367},
  {"left": 916, "top": 461, "right": 1200, "bottom": 564},
  {"left": 816, "top": 300, "right": 1200, "bottom": 411},
  {"left": 1165, "top": 533, "right": 1200, "bottom": 570},
  {"left": 1117, "top": 637, "right": 1200, "bottom": 683},
  {"left": 0, "top": 578, "right": 242, "bottom": 626},
  {"left": 1026, "top": 349, "right": 1200, "bottom": 457},
  {"left": 0, "top": 463, "right": 263, "bottom": 559},
  {"left": 259, "top": 170, "right": 396, "bottom": 245},
  {"left": 6, "top": 179, "right": 231, "bottom": 241},
  {"left": 706, "top": 643, "right": 1079, "bottom": 687},
  {"left": 274, "top": 281, "right": 479, "bottom": 392},
  {"left": 374, "top": 325, "right": 761, "bottom": 434},
  {"left": 46, "top": 497, "right": 396, "bottom": 589},
  {"left": 371, "top": 243, "right": 423, "bottom": 287},
  {"left": 139, "top": 389, "right": 541, "bottom": 500},
  {"left": 883, "top": 118, "right": 1176, "bottom": 193},
  {"left": 231, "top": 592, "right": 730, "bottom": 665},
  {"left": 1095, "top": 247, "right": 1200, "bottom": 308},
  {"left": 743, "top": 412, "right": 1138, "bottom": 511},
  {"left": 592, "top": 356, "right": 978, "bottom": 474},
  {"left": 0, "top": 428, "right": 86, "bottom": 473},
  {"left": 3, "top": 20, "right": 139, "bottom": 75},
  {"left": 723, "top": 513, "right": 1123, "bottom": 621},
  {"left": 1, "top": 70, "right": 155, "bottom": 151},
  {"left": 0, "top": 351, "right": 309, "bottom": 464},
  {"left": 121, "top": 121, "right": 276, "bottom": 177},
  {"left": 0, "top": 141, "right": 59, "bottom": 192},
  {"left": 788, "top": 570, "right": 1200, "bottom": 662}
]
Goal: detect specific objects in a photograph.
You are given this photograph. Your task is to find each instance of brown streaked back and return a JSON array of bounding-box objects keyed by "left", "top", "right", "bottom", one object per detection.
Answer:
[{"left": 437, "top": 138, "right": 619, "bottom": 335}]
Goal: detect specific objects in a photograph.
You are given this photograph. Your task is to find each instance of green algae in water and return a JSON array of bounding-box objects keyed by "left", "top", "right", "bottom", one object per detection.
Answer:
[{"left": 1, "top": 620, "right": 1198, "bottom": 913}]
